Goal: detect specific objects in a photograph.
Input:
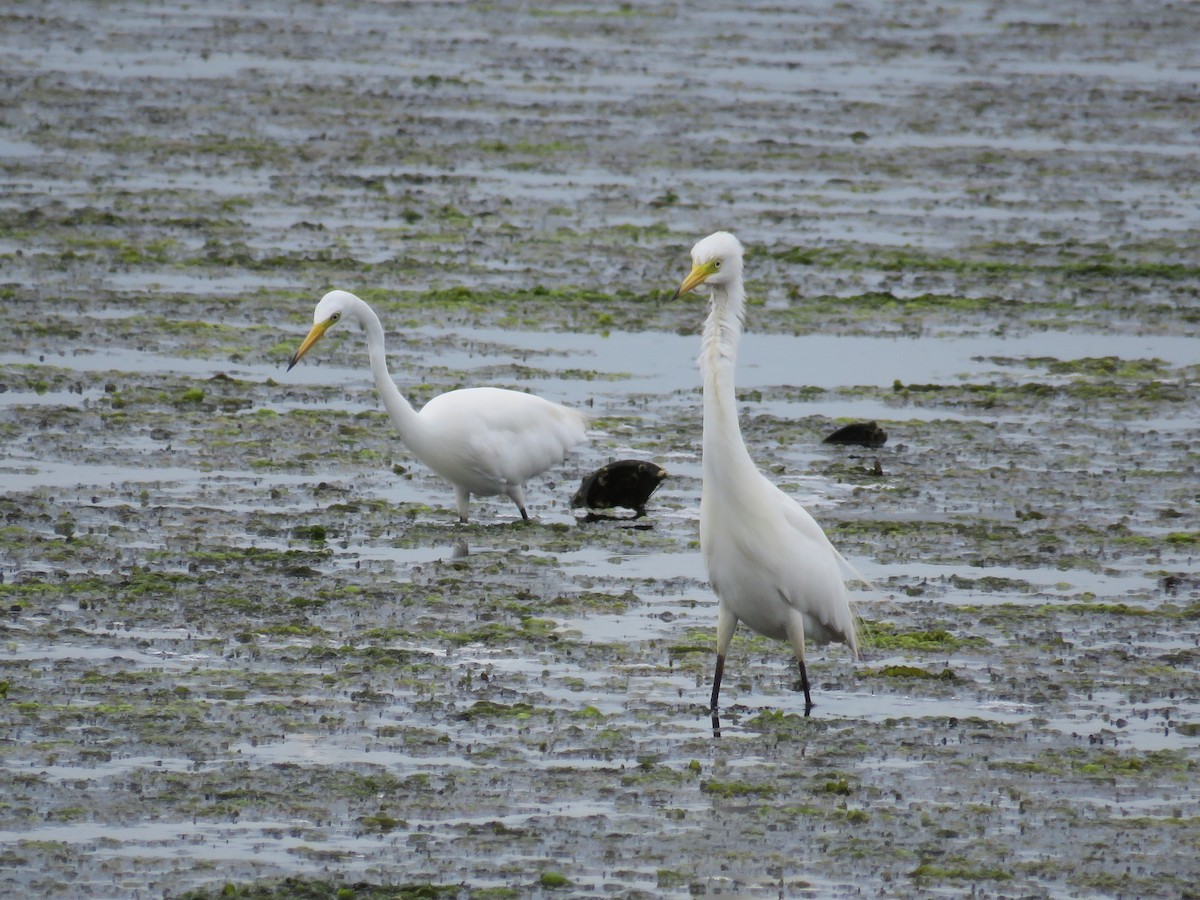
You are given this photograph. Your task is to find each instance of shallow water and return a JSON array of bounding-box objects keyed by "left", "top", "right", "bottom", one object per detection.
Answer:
[{"left": 3, "top": 0, "right": 1199, "bottom": 898}]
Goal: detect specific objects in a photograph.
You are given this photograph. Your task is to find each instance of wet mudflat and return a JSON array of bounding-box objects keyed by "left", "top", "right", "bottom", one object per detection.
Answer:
[{"left": 2, "top": 0, "right": 1199, "bottom": 897}]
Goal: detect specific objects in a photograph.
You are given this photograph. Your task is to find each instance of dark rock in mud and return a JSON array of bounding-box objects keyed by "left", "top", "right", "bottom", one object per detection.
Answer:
[
  {"left": 823, "top": 421, "right": 888, "bottom": 447},
  {"left": 572, "top": 458, "right": 668, "bottom": 518}
]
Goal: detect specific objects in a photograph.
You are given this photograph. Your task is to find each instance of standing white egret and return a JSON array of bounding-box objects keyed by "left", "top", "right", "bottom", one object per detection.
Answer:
[
  {"left": 673, "top": 232, "right": 859, "bottom": 712},
  {"left": 288, "top": 290, "right": 588, "bottom": 523}
]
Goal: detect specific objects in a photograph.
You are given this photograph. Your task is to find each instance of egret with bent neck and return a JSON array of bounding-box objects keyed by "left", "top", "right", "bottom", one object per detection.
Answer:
[{"left": 288, "top": 290, "right": 588, "bottom": 523}]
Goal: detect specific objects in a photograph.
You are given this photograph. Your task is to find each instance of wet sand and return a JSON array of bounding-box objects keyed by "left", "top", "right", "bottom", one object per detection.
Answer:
[{"left": 2, "top": 1, "right": 1198, "bottom": 897}]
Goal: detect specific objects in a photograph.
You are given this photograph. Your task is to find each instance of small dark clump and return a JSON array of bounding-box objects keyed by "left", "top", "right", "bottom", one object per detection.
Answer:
[
  {"left": 824, "top": 421, "right": 888, "bottom": 448},
  {"left": 572, "top": 459, "right": 668, "bottom": 519}
]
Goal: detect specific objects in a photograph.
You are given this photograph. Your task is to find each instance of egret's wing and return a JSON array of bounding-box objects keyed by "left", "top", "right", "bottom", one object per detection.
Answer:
[
  {"left": 421, "top": 388, "right": 587, "bottom": 486},
  {"left": 767, "top": 477, "right": 861, "bottom": 653},
  {"left": 470, "top": 399, "right": 587, "bottom": 484}
]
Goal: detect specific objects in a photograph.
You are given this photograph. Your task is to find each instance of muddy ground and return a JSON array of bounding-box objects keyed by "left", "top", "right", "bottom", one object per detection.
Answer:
[{"left": 2, "top": 1, "right": 1199, "bottom": 897}]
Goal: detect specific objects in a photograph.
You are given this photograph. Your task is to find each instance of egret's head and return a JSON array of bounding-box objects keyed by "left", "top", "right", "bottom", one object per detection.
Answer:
[
  {"left": 672, "top": 231, "right": 744, "bottom": 299},
  {"left": 287, "top": 290, "right": 358, "bottom": 371}
]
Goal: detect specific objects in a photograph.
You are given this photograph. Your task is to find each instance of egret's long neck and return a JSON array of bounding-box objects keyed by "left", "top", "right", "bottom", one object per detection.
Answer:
[
  {"left": 353, "top": 297, "right": 423, "bottom": 444},
  {"left": 700, "top": 281, "right": 757, "bottom": 483}
]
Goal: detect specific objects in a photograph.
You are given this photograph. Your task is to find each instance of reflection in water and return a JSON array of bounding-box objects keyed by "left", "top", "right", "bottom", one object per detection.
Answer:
[
  {"left": 576, "top": 512, "right": 657, "bottom": 528},
  {"left": 711, "top": 696, "right": 816, "bottom": 738},
  {"left": 451, "top": 539, "right": 469, "bottom": 559}
]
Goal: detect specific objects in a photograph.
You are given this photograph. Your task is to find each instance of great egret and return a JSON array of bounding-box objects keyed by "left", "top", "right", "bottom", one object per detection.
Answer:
[
  {"left": 672, "top": 232, "right": 860, "bottom": 712},
  {"left": 288, "top": 290, "right": 588, "bottom": 523}
]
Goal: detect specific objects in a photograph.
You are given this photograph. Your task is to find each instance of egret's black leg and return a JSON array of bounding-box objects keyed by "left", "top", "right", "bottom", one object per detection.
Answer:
[
  {"left": 519, "top": 505, "right": 530, "bottom": 521},
  {"left": 785, "top": 611, "right": 814, "bottom": 716},
  {"left": 798, "top": 659, "right": 813, "bottom": 715},
  {"left": 709, "top": 652, "right": 726, "bottom": 712}
]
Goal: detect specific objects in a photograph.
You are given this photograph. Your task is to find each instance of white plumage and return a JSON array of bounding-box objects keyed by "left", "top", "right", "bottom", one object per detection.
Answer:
[
  {"left": 673, "top": 232, "right": 859, "bottom": 712},
  {"left": 288, "top": 290, "right": 588, "bottom": 523}
]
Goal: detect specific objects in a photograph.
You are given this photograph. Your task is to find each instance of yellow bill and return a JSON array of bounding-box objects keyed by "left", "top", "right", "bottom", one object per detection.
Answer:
[
  {"left": 287, "top": 319, "right": 333, "bottom": 371},
  {"left": 672, "top": 259, "right": 718, "bottom": 300}
]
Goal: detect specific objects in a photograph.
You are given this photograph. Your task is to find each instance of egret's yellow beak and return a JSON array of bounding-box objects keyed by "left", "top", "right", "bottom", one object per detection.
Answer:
[
  {"left": 287, "top": 319, "right": 333, "bottom": 371},
  {"left": 672, "top": 260, "right": 718, "bottom": 300}
]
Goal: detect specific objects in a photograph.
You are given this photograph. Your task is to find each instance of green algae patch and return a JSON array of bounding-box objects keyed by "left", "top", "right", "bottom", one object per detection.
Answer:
[
  {"left": 178, "top": 880, "right": 463, "bottom": 899},
  {"left": 431, "top": 623, "right": 543, "bottom": 647},
  {"left": 817, "top": 778, "right": 853, "bottom": 796},
  {"left": 991, "top": 748, "right": 1195, "bottom": 780},
  {"left": 910, "top": 861, "right": 1013, "bottom": 882},
  {"left": 868, "top": 665, "right": 959, "bottom": 681},
  {"left": 289, "top": 524, "right": 328, "bottom": 542},
  {"left": 745, "top": 709, "right": 820, "bottom": 732},
  {"left": 359, "top": 812, "right": 405, "bottom": 833},
  {"left": 700, "top": 780, "right": 777, "bottom": 799},
  {"left": 774, "top": 240, "right": 1200, "bottom": 282},
  {"left": 456, "top": 701, "right": 538, "bottom": 721},
  {"left": 1165, "top": 531, "right": 1200, "bottom": 546},
  {"left": 1043, "top": 601, "right": 1158, "bottom": 617},
  {"left": 1068, "top": 748, "right": 1194, "bottom": 779},
  {"left": 947, "top": 574, "right": 1034, "bottom": 593},
  {"left": 1042, "top": 356, "right": 1170, "bottom": 378},
  {"left": 862, "top": 623, "right": 986, "bottom": 653},
  {"left": 667, "top": 643, "right": 712, "bottom": 659},
  {"left": 538, "top": 872, "right": 571, "bottom": 889}
]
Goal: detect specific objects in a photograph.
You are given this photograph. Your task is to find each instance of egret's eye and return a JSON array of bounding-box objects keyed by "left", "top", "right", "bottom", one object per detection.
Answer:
[
  {"left": 330, "top": 313, "right": 340, "bottom": 322},
  {"left": 713, "top": 260, "right": 722, "bottom": 269}
]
